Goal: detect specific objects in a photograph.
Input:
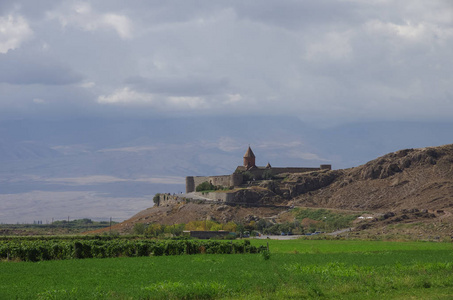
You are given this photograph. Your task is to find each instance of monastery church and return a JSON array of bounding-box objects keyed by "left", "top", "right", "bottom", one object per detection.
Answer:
[{"left": 185, "top": 146, "right": 331, "bottom": 193}]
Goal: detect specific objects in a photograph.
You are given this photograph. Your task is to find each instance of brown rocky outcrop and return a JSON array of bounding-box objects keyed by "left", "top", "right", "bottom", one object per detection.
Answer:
[
  {"left": 229, "top": 187, "right": 282, "bottom": 204},
  {"left": 284, "top": 170, "right": 343, "bottom": 197},
  {"left": 293, "top": 144, "right": 453, "bottom": 211},
  {"left": 352, "top": 146, "right": 451, "bottom": 180}
]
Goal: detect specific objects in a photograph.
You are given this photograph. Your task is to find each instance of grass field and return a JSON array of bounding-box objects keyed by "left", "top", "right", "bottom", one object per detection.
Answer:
[{"left": 1, "top": 239, "right": 453, "bottom": 299}]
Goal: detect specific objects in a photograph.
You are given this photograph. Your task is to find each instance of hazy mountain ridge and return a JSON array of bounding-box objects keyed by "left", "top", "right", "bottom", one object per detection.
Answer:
[
  {"left": 1, "top": 117, "right": 453, "bottom": 224},
  {"left": 0, "top": 140, "right": 60, "bottom": 161}
]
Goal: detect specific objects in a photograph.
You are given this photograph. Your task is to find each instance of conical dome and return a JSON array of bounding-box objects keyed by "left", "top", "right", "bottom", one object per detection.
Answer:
[
  {"left": 243, "top": 146, "right": 256, "bottom": 168},
  {"left": 244, "top": 146, "right": 255, "bottom": 158}
]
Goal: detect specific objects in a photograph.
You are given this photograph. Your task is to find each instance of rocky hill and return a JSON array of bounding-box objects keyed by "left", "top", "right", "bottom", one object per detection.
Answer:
[
  {"left": 92, "top": 144, "right": 453, "bottom": 239},
  {"left": 291, "top": 144, "right": 453, "bottom": 211}
]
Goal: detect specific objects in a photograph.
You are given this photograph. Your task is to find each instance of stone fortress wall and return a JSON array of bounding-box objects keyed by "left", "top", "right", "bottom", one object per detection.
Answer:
[
  {"left": 158, "top": 190, "right": 234, "bottom": 205},
  {"left": 234, "top": 166, "right": 332, "bottom": 180},
  {"left": 186, "top": 174, "right": 243, "bottom": 193},
  {"left": 185, "top": 146, "right": 332, "bottom": 194}
]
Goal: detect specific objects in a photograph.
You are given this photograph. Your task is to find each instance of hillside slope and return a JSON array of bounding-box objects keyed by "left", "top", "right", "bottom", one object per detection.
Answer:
[
  {"left": 91, "top": 144, "right": 453, "bottom": 238},
  {"left": 292, "top": 144, "right": 453, "bottom": 211}
]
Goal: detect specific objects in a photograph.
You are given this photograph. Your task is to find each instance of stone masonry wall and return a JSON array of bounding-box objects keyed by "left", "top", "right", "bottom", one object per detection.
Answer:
[
  {"left": 158, "top": 191, "right": 233, "bottom": 205},
  {"left": 245, "top": 167, "right": 328, "bottom": 179},
  {"left": 158, "top": 193, "right": 183, "bottom": 205},
  {"left": 186, "top": 165, "right": 332, "bottom": 192},
  {"left": 193, "top": 191, "right": 234, "bottom": 202},
  {"left": 186, "top": 174, "right": 243, "bottom": 193}
]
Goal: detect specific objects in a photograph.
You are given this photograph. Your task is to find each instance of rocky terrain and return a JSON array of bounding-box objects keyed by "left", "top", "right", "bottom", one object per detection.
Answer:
[
  {"left": 291, "top": 144, "right": 453, "bottom": 211},
  {"left": 92, "top": 144, "right": 453, "bottom": 240}
]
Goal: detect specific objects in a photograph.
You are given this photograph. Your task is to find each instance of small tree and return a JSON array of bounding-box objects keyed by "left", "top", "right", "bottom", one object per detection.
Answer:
[
  {"left": 242, "top": 171, "right": 254, "bottom": 182},
  {"left": 133, "top": 222, "right": 145, "bottom": 235},
  {"left": 256, "top": 219, "right": 268, "bottom": 231},
  {"left": 262, "top": 170, "right": 274, "bottom": 180},
  {"left": 153, "top": 193, "right": 160, "bottom": 206},
  {"left": 223, "top": 221, "right": 237, "bottom": 232},
  {"left": 236, "top": 223, "right": 245, "bottom": 235},
  {"left": 169, "top": 223, "right": 185, "bottom": 236},
  {"left": 145, "top": 223, "right": 163, "bottom": 237},
  {"left": 196, "top": 181, "right": 216, "bottom": 192}
]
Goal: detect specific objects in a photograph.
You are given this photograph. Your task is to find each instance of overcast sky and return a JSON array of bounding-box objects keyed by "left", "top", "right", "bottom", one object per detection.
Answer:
[{"left": 1, "top": 0, "right": 452, "bottom": 125}]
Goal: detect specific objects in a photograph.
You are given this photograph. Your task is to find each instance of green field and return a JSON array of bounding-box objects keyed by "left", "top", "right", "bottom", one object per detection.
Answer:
[{"left": 1, "top": 239, "right": 453, "bottom": 299}]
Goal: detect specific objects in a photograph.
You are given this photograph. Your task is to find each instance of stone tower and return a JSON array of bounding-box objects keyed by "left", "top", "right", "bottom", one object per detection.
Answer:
[{"left": 243, "top": 146, "right": 256, "bottom": 169}]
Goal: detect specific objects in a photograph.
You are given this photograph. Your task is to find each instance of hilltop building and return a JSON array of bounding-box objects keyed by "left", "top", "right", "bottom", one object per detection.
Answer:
[
  {"left": 243, "top": 146, "right": 256, "bottom": 169},
  {"left": 185, "top": 146, "right": 331, "bottom": 193}
]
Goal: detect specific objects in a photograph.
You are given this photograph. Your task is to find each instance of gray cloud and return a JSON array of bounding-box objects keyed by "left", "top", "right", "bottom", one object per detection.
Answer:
[
  {"left": 0, "top": 51, "right": 84, "bottom": 85},
  {"left": 234, "top": 0, "right": 360, "bottom": 30},
  {"left": 0, "top": 1, "right": 58, "bottom": 18},
  {"left": 125, "top": 75, "right": 230, "bottom": 96},
  {"left": 0, "top": 0, "right": 451, "bottom": 124}
]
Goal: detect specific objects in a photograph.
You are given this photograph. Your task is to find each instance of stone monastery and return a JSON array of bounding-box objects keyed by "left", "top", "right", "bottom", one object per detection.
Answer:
[{"left": 186, "top": 146, "right": 331, "bottom": 193}]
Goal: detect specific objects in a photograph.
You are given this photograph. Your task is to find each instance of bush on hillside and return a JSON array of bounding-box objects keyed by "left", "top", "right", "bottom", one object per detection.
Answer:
[
  {"left": 133, "top": 223, "right": 145, "bottom": 235},
  {"left": 262, "top": 170, "right": 275, "bottom": 180},
  {"left": 196, "top": 181, "right": 216, "bottom": 192},
  {"left": 242, "top": 171, "right": 254, "bottom": 181}
]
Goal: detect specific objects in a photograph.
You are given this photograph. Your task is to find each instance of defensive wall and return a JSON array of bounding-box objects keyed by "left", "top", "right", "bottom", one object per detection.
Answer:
[
  {"left": 186, "top": 174, "right": 243, "bottom": 193},
  {"left": 158, "top": 193, "right": 181, "bottom": 205},
  {"left": 236, "top": 166, "right": 331, "bottom": 179},
  {"left": 158, "top": 191, "right": 290, "bottom": 209},
  {"left": 194, "top": 191, "right": 234, "bottom": 202},
  {"left": 158, "top": 191, "right": 234, "bottom": 204},
  {"left": 186, "top": 164, "right": 332, "bottom": 193}
]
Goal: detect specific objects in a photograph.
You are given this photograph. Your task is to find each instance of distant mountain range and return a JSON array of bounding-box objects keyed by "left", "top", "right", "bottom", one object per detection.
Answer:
[{"left": 1, "top": 116, "right": 452, "bottom": 223}]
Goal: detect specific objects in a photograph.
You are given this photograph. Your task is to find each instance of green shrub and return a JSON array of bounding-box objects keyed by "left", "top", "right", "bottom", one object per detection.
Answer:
[
  {"left": 242, "top": 171, "right": 254, "bottom": 181},
  {"left": 135, "top": 242, "right": 151, "bottom": 257},
  {"left": 153, "top": 244, "right": 165, "bottom": 256},
  {"left": 73, "top": 242, "right": 83, "bottom": 259},
  {"left": 0, "top": 238, "right": 264, "bottom": 262},
  {"left": 196, "top": 181, "right": 216, "bottom": 192},
  {"left": 261, "top": 249, "right": 271, "bottom": 260},
  {"left": 262, "top": 170, "right": 274, "bottom": 180},
  {"left": 133, "top": 223, "right": 146, "bottom": 235},
  {"left": 27, "top": 247, "right": 40, "bottom": 262}
]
